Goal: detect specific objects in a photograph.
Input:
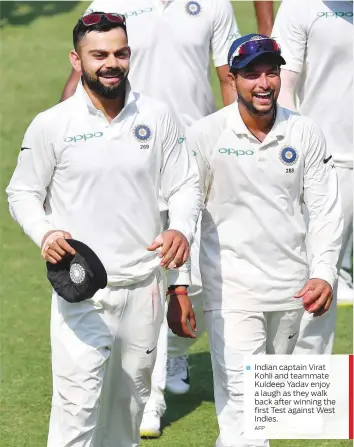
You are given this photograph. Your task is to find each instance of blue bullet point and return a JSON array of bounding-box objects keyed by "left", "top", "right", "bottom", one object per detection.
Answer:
[{"left": 246, "top": 365, "right": 251, "bottom": 371}]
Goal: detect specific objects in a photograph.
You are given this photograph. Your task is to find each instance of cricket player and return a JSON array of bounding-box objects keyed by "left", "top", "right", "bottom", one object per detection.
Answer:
[
  {"left": 272, "top": 0, "right": 353, "bottom": 354},
  {"left": 61, "top": 0, "right": 241, "bottom": 437},
  {"left": 168, "top": 34, "right": 343, "bottom": 447},
  {"left": 6, "top": 14, "right": 201, "bottom": 447}
]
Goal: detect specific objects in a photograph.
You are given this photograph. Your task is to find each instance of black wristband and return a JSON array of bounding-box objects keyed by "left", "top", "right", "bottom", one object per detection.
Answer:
[{"left": 168, "top": 285, "right": 189, "bottom": 291}]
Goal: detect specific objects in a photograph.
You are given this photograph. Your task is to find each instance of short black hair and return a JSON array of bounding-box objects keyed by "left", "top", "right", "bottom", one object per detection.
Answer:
[{"left": 73, "top": 12, "right": 127, "bottom": 51}]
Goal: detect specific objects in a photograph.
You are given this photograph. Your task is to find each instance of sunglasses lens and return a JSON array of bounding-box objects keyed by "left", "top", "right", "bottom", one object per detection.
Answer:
[
  {"left": 261, "top": 40, "right": 280, "bottom": 52},
  {"left": 106, "top": 13, "right": 126, "bottom": 24},
  {"left": 81, "top": 13, "right": 102, "bottom": 26},
  {"left": 238, "top": 41, "right": 258, "bottom": 56},
  {"left": 239, "top": 39, "right": 280, "bottom": 57}
]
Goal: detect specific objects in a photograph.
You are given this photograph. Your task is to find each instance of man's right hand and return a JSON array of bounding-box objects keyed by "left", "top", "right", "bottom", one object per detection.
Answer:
[{"left": 41, "top": 230, "right": 75, "bottom": 264}]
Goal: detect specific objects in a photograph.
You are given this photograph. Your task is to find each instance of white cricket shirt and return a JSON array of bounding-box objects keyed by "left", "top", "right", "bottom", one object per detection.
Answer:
[
  {"left": 187, "top": 102, "right": 343, "bottom": 311},
  {"left": 85, "top": 0, "right": 240, "bottom": 130},
  {"left": 6, "top": 82, "right": 202, "bottom": 287},
  {"left": 272, "top": 0, "right": 353, "bottom": 168}
]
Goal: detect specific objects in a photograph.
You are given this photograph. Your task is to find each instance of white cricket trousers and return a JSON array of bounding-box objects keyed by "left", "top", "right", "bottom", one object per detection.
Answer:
[
  {"left": 47, "top": 269, "right": 165, "bottom": 447},
  {"left": 205, "top": 307, "right": 304, "bottom": 447},
  {"left": 145, "top": 291, "right": 205, "bottom": 415},
  {"left": 294, "top": 166, "right": 353, "bottom": 355}
]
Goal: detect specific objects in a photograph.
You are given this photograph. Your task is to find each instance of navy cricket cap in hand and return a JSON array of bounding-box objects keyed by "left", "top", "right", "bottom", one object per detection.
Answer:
[{"left": 46, "top": 239, "right": 107, "bottom": 303}]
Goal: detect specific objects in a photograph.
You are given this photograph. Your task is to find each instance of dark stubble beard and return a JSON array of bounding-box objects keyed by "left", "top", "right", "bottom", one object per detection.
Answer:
[
  {"left": 237, "top": 90, "right": 276, "bottom": 118},
  {"left": 81, "top": 66, "right": 128, "bottom": 100}
]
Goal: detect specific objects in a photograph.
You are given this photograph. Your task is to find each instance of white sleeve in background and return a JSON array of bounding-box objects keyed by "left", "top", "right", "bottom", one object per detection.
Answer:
[
  {"left": 272, "top": 0, "right": 308, "bottom": 112},
  {"left": 271, "top": 0, "right": 308, "bottom": 73},
  {"left": 278, "top": 69, "right": 300, "bottom": 112},
  {"left": 6, "top": 114, "right": 57, "bottom": 247},
  {"left": 83, "top": 1, "right": 100, "bottom": 15},
  {"left": 185, "top": 125, "right": 212, "bottom": 204},
  {"left": 84, "top": 1, "right": 123, "bottom": 15},
  {"left": 303, "top": 124, "right": 343, "bottom": 288},
  {"left": 160, "top": 111, "right": 202, "bottom": 285},
  {"left": 211, "top": 0, "right": 241, "bottom": 67}
]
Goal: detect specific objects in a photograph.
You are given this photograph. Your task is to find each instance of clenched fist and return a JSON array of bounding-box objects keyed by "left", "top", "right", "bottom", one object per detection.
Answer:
[{"left": 295, "top": 278, "right": 333, "bottom": 317}]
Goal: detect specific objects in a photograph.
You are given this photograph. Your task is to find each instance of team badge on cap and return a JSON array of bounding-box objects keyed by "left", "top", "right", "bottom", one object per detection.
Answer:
[
  {"left": 280, "top": 147, "right": 298, "bottom": 166},
  {"left": 185, "top": 1, "right": 202, "bottom": 16},
  {"left": 133, "top": 124, "right": 152, "bottom": 142},
  {"left": 69, "top": 263, "right": 86, "bottom": 285}
]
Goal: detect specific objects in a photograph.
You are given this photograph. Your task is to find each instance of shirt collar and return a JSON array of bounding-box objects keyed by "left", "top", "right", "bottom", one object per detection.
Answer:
[
  {"left": 268, "top": 105, "right": 287, "bottom": 139},
  {"left": 226, "top": 100, "right": 287, "bottom": 142},
  {"left": 226, "top": 101, "right": 250, "bottom": 136},
  {"left": 75, "top": 79, "right": 138, "bottom": 117}
]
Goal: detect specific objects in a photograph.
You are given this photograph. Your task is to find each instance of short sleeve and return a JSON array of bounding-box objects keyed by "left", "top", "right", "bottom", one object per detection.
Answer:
[
  {"left": 271, "top": 0, "right": 309, "bottom": 73},
  {"left": 211, "top": 0, "right": 241, "bottom": 67}
]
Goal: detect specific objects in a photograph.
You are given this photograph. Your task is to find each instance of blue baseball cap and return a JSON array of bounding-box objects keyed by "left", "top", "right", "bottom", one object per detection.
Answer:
[{"left": 228, "top": 34, "right": 286, "bottom": 70}]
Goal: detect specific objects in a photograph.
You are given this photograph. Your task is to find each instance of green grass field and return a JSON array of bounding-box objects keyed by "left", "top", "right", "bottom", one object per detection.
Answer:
[{"left": 0, "top": 2, "right": 353, "bottom": 446}]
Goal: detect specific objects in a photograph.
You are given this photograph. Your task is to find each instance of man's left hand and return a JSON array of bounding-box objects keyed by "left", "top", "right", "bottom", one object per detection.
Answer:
[
  {"left": 146, "top": 230, "right": 189, "bottom": 269},
  {"left": 295, "top": 278, "right": 333, "bottom": 317}
]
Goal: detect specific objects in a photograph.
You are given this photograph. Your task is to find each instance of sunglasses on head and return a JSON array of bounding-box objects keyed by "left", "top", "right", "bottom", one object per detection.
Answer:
[
  {"left": 230, "top": 38, "right": 281, "bottom": 65},
  {"left": 80, "top": 13, "right": 126, "bottom": 27}
]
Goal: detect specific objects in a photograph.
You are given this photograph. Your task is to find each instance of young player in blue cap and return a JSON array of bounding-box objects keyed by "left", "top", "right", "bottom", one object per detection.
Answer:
[{"left": 168, "top": 34, "right": 343, "bottom": 447}]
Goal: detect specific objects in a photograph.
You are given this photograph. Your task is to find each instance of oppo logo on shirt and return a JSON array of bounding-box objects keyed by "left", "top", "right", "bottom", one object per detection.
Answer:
[
  {"left": 317, "top": 11, "right": 353, "bottom": 18},
  {"left": 228, "top": 32, "right": 241, "bottom": 41},
  {"left": 125, "top": 7, "right": 153, "bottom": 17},
  {"left": 64, "top": 132, "right": 104, "bottom": 143},
  {"left": 218, "top": 148, "right": 254, "bottom": 157}
]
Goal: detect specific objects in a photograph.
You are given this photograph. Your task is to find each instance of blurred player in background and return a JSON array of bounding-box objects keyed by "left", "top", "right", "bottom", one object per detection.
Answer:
[
  {"left": 6, "top": 14, "right": 201, "bottom": 446},
  {"left": 170, "top": 34, "right": 343, "bottom": 447},
  {"left": 61, "top": 0, "right": 240, "bottom": 438},
  {"left": 272, "top": 0, "right": 353, "bottom": 354},
  {"left": 254, "top": 1, "right": 274, "bottom": 36}
]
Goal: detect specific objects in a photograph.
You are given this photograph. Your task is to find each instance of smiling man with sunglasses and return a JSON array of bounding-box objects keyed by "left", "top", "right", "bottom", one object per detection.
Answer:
[
  {"left": 173, "top": 34, "right": 344, "bottom": 447},
  {"left": 6, "top": 14, "right": 202, "bottom": 447},
  {"left": 75, "top": 12, "right": 130, "bottom": 100}
]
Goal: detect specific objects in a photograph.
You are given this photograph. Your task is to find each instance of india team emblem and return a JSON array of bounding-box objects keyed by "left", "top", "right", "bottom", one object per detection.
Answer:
[
  {"left": 279, "top": 147, "right": 298, "bottom": 166},
  {"left": 69, "top": 263, "right": 86, "bottom": 285},
  {"left": 133, "top": 124, "right": 152, "bottom": 142},
  {"left": 185, "top": 1, "right": 202, "bottom": 16}
]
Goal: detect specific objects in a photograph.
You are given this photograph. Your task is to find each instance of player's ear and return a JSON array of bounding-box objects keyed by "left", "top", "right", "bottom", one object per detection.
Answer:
[
  {"left": 69, "top": 50, "right": 82, "bottom": 73},
  {"left": 227, "top": 71, "right": 237, "bottom": 92}
]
